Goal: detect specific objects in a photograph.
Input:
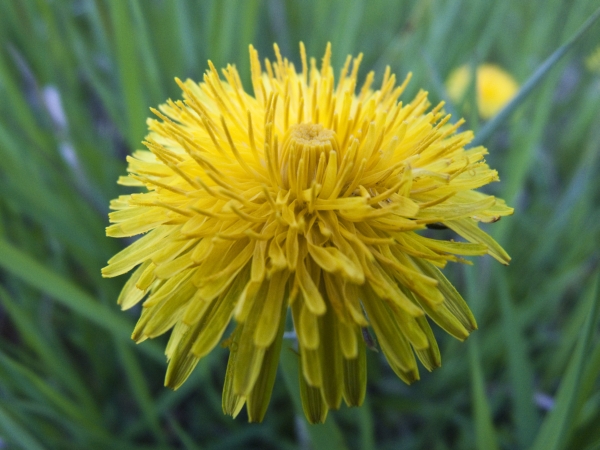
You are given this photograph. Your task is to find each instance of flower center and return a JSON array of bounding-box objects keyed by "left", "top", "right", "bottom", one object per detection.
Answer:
[
  {"left": 289, "top": 123, "right": 336, "bottom": 147},
  {"left": 280, "top": 123, "right": 339, "bottom": 192}
]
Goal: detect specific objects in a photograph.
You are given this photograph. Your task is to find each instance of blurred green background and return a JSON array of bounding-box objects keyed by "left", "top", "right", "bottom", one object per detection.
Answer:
[{"left": 1, "top": 1, "right": 599, "bottom": 449}]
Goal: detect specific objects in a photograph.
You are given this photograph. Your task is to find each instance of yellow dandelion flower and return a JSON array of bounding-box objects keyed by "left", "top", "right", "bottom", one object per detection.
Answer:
[
  {"left": 102, "top": 43, "right": 513, "bottom": 424},
  {"left": 446, "top": 64, "right": 519, "bottom": 119}
]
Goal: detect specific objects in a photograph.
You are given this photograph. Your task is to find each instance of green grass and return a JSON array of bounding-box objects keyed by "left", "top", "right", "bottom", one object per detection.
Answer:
[{"left": 1, "top": 0, "right": 600, "bottom": 448}]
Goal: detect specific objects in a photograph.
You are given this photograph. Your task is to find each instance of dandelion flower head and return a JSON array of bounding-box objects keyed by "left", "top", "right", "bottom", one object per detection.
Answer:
[
  {"left": 103, "top": 43, "right": 513, "bottom": 423},
  {"left": 446, "top": 63, "right": 519, "bottom": 119}
]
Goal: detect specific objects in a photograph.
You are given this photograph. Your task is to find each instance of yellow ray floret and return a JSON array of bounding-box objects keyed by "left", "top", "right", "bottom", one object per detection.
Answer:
[{"left": 103, "top": 42, "right": 513, "bottom": 424}]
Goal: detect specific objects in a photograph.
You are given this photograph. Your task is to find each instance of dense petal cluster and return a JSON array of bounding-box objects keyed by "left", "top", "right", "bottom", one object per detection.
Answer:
[{"left": 103, "top": 43, "right": 512, "bottom": 423}]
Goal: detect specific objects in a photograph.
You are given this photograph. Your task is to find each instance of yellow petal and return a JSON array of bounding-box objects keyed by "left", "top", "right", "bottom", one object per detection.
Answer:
[
  {"left": 246, "top": 294, "right": 287, "bottom": 422},
  {"left": 412, "top": 316, "right": 441, "bottom": 371},
  {"left": 102, "top": 226, "right": 172, "bottom": 277},
  {"left": 307, "top": 243, "right": 363, "bottom": 283},
  {"left": 222, "top": 325, "right": 247, "bottom": 418},
  {"left": 295, "top": 258, "right": 326, "bottom": 315},
  {"left": 299, "top": 356, "right": 328, "bottom": 424},
  {"left": 190, "top": 273, "right": 246, "bottom": 358},
  {"left": 361, "top": 284, "right": 419, "bottom": 382},
  {"left": 446, "top": 218, "right": 511, "bottom": 264},
  {"left": 117, "top": 260, "right": 152, "bottom": 309},
  {"left": 342, "top": 336, "right": 367, "bottom": 407},
  {"left": 253, "top": 271, "right": 289, "bottom": 347},
  {"left": 318, "top": 305, "right": 343, "bottom": 409}
]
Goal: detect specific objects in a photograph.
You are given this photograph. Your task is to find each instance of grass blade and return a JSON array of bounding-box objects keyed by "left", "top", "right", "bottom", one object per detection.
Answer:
[
  {"left": 0, "top": 239, "right": 163, "bottom": 363},
  {"left": 531, "top": 271, "right": 600, "bottom": 450},
  {"left": 109, "top": 0, "right": 147, "bottom": 149},
  {"left": 115, "top": 339, "right": 166, "bottom": 445},
  {"left": 0, "top": 403, "right": 45, "bottom": 450},
  {"left": 497, "top": 271, "right": 538, "bottom": 447},
  {"left": 469, "top": 337, "right": 499, "bottom": 450},
  {"left": 0, "top": 286, "right": 100, "bottom": 419}
]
